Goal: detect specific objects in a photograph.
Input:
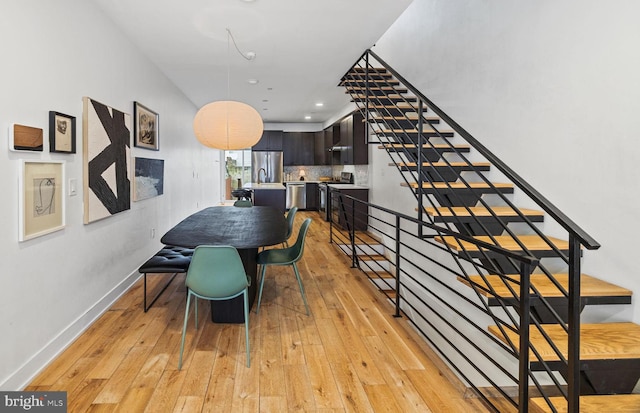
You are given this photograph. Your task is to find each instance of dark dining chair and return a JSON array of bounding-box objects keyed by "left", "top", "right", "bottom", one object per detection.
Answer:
[
  {"left": 255, "top": 218, "right": 312, "bottom": 315},
  {"left": 178, "top": 245, "right": 251, "bottom": 369}
]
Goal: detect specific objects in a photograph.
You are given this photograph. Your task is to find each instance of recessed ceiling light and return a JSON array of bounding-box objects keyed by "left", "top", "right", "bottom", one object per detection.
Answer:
[
  {"left": 304, "top": 115, "right": 311, "bottom": 120},
  {"left": 247, "top": 79, "right": 259, "bottom": 85},
  {"left": 315, "top": 102, "right": 324, "bottom": 107}
]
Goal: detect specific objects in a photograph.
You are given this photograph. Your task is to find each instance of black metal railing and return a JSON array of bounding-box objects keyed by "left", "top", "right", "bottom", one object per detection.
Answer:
[{"left": 335, "top": 49, "right": 603, "bottom": 413}]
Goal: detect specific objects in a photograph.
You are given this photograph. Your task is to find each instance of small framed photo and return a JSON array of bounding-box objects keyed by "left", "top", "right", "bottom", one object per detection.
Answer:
[
  {"left": 49, "top": 111, "right": 76, "bottom": 153},
  {"left": 9, "top": 123, "right": 43, "bottom": 152},
  {"left": 134, "top": 101, "right": 159, "bottom": 150},
  {"left": 19, "top": 160, "right": 65, "bottom": 241}
]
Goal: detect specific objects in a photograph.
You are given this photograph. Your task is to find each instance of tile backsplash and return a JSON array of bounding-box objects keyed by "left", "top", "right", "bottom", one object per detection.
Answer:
[{"left": 284, "top": 165, "right": 369, "bottom": 186}]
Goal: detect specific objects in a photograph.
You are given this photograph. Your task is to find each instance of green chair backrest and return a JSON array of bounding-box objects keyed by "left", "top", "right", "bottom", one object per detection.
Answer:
[
  {"left": 234, "top": 199, "right": 253, "bottom": 207},
  {"left": 185, "top": 245, "right": 249, "bottom": 298},
  {"left": 290, "top": 218, "right": 312, "bottom": 263},
  {"left": 285, "top": 206, "right": 298, "bottom": 239}
]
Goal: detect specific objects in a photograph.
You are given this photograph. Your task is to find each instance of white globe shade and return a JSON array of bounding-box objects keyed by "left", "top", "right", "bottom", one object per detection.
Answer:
[{"left": 193, "top": 100, "right": 264, "bottom": 150}]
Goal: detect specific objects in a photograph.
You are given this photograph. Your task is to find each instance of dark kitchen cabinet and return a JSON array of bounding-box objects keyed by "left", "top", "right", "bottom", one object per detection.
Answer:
[
  {"left": 337, "top": 112, "right": 368, "bottom": 165},
  {"left": 252, "top": 130, "right": 283, "bottom": 151},
  {"left": 314, "top": 131, "right": 327, "bottom": 165},
  {"left": 283, "top": 132, "right": 314, "bottom": 166}
]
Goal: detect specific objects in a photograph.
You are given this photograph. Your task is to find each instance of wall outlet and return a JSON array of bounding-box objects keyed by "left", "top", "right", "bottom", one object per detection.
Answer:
[{"left": 150, "top": 228, "right": 156, "bottom": 239}]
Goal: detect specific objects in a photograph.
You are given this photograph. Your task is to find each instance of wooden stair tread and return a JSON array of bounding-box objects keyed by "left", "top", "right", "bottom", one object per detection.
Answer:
[
  {"left": 424, "top": 206, "right": 544, "bottom": 218},
  {"left": 369, "top": 114, "right": 439, "bottom": 122},
  {"left": 332, "top": 228, "right": 381, "bottom": 245},
  {"left": 462, "top": 273, "right": 632, "bottom": 299},
  {"left": 530, "top": 395, "right": 640, "bottom": 413},
  {"left": 349, "top": 67, "right": 389, "bottom": 73},
  {"left": 379, "top": 143, "right": 470, "bottom": 150},
  {"left": 437, "top": 234, "right": 568, "bottom": 253},
  {"left": 345, "top": 86, "right": 405, "bottom": 92},
  {"left": 381, "top": 289, "right": 397, "bottom": 299},
  {"left": 369, "top": 102, "right": 415, "bottom": 109},
  {"left": 395, "top": 161, "right": 491, "bottom": 168},
  {"left": 341, "top": 79, "right": 400, "bottom": 86},
  {"left": 376, "top": 128, "right": 454, "bottom": 135},
  {"left": 488, "top": 322, "right": 640, "bottom": 362},
  {"left": 402, "top": 182, "right": 514, "bottom": 190},
  {"left": 359, "top": 254, "right": 388, "bottom": 261}
]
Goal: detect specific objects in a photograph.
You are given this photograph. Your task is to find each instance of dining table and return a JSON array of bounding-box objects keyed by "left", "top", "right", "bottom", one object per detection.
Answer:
[{"left": 161, "top": 205, "right": 287, "bottom": 323}]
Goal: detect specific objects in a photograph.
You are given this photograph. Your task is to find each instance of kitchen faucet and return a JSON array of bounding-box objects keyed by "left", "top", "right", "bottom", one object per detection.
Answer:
[{"left": 257, "top": 168, "right": 266, "bottom": 184}]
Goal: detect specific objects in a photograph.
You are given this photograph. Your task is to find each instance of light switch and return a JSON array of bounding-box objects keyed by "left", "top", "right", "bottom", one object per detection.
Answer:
[{"left": 69, "top": 179, "right": 77, "bottom": 196}]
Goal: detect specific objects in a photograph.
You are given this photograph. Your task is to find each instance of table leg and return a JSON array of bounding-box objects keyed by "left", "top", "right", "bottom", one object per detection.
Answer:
[{"left": 210, "top": 247, "right": 258, "bottom": 323}]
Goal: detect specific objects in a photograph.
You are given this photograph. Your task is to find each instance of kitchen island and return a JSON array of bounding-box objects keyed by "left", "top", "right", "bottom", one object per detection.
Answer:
[{"left": 243, "top": 182, "right": 286, "bottom": 213}]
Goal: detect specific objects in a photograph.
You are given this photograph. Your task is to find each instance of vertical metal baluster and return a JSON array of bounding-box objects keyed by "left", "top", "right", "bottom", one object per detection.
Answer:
[
  {"left": 417, "top": 100, "right": 424, "bottom": 238},
  {"left": 519, "top": 260, "right": 533, "bottom": 413},
  {"left": 394, "top": 215, "right": 402, "bottom": 318},
  {"left": 568, "top": 235, "right": 581, "bottom": 413},
  {"left": 350, "top": 196, "right": 358, "bottom": 268}
]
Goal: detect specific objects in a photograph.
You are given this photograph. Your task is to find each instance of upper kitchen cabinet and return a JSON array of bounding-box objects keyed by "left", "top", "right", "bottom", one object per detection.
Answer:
[
  {"left": 336, "top": 112, "right": 368, "bottom": 165},
  {"left": 314, "top": 130, "right": 330, "bottom": 165},
  {"left": 252, "top": 130, "right": 283, "bottom": 151},
  {"left": 283, "top": 132, "right": 314, "bottom": 166}
]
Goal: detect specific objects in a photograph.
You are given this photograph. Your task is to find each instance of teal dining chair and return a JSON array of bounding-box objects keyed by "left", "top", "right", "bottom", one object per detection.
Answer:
[
  {"left": 283, "top": 206, "right": 298, "bottom": 247},
  {"left": 233, "top": 199, "right": 253, "bottom": 207},
  {"left": 178, "top": 245, "right": 251, "bottom": 369},
  {"left": 256, "top": 218, "right": 312, "bottom": 315}
]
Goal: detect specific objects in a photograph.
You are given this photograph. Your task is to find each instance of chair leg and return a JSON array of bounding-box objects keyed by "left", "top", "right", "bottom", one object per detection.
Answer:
[
  {"left": 243, "top": 289, "right": 250, "bottom": 367},
  {"left": 178, "top": 291, "right": 193, "bottom": 370},
  {"left": 256, "top": 264, "right": 268, "bottom": 314},
  {"left": 292, "top": 263, "right": 310, "bottom": 316},
  {"left": 194, "top": 296, "right": 198, "bottom": 328}
]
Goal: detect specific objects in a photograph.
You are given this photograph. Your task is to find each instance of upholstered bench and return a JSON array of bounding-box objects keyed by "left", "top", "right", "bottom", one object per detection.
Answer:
[{"left": 138, "top": 246, "right": 194, "bottom": 312}]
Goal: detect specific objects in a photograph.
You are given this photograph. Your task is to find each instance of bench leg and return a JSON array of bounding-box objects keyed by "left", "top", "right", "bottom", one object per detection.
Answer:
[{"left": 144, "top": 272, "right": 179, "bottom": 312}]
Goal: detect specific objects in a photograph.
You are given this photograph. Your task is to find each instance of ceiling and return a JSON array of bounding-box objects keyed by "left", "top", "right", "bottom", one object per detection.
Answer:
[{"left": 91, "top": 0, "right": 413, "bottom": 124}]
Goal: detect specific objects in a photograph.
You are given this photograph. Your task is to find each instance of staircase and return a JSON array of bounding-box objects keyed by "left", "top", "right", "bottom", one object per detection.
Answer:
[{"left": 337, "top": 50, "right": 640, "bottom": 412}]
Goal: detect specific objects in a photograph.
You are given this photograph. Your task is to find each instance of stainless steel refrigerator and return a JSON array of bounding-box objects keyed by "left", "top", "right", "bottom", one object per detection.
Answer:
[{"left": 251, "top": 151, "right": 283, "bottom": 183}]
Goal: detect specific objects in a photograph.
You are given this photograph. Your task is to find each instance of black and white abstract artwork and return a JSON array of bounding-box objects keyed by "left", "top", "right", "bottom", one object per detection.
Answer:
[
  {"left": 82, "top": 97, "right": 131, "bottom": 224},
  {"left": 134, "top": 157, "right": 164, "bottom": 201}
]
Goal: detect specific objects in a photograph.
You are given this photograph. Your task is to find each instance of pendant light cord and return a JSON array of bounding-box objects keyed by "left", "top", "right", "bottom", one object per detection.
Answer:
[{"left": 226, "top": 28, "right": 256, "bottom": 61}]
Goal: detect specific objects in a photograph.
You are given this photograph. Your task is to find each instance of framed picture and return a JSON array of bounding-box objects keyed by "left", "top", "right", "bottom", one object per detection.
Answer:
[
  {"left": 9, "top": 123, "right": 43, "bottom": 152},
  {"left": 49, "top": 111, "right": 76, "bottom": 153},
  {"left": 83, "top": 96, "right": 131, "bottom": 224},
  {"left": 134, "top": 157, "right": 165, "bottom": 201},
  {"left": 133, "top": 101, "right": 159, "bottom": 150},
  {"left": 19, "top": 160, "right": 65, "bottom": 241}
]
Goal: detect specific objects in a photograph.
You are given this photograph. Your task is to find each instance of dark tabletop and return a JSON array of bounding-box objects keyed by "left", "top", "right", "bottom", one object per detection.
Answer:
[{"left": 160, "top": 206, "right": 287, "bottom": 249}]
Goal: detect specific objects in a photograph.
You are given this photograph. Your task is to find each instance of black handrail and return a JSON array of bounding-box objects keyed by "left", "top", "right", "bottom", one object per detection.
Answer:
[{"left": 348, "top": 49, "right": 600, "bottom": 250}]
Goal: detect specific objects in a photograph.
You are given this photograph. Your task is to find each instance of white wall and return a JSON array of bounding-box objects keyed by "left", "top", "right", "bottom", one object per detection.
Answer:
[
  {"left": 0, "top": 0, "right": 222, "bottom": 389},
  {"left": 371, "top": 0, "right": 640, "bottom": 324}
]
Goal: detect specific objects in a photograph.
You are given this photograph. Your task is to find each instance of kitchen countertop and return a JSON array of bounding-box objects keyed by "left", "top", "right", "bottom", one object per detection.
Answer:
[
  {"left": 243, "top": 182, "right": 286, "bottom": 190},
  {"left": 327, "top": 183, "right": 369, "bottom": 190}
]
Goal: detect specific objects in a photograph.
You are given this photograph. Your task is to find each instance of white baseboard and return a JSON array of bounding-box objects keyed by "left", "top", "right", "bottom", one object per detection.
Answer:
[{"left": 0, "top": 271, "right": 141, "bottom": 391}]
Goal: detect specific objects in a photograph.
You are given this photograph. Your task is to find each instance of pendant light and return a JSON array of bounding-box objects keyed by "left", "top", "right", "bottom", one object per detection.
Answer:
[{"left": 193, "top": 29, "right": 263, "bottom": 150}]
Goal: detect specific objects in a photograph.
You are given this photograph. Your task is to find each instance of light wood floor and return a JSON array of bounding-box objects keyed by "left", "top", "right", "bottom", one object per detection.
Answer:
[{"left": 26, "top": 211, "right": 493, "bottom": 412}]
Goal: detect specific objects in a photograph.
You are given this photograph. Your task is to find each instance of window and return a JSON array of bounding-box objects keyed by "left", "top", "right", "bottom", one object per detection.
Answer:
[{"left": 224, "top": 150, "right": 251, "bottom": 199}]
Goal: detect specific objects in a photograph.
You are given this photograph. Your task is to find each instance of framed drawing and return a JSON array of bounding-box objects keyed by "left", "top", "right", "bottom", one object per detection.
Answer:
[
  {"left": 19, "top": 160, "right": 65, "bottom": 241},
  {"left": 49, "top": 111, "right": 76, "bottom": 153},
  {"left": 9, "top": 123, "right": 43, "bottom": 152},
  {"left": 83, "top": 96, "right": 131, "bottom": 224},
  {"left": 133, "top": 101, "right": 159, "bottom": 150},
  {"left": 134, "top": 157, "right": 164, "bottom": 201}
]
